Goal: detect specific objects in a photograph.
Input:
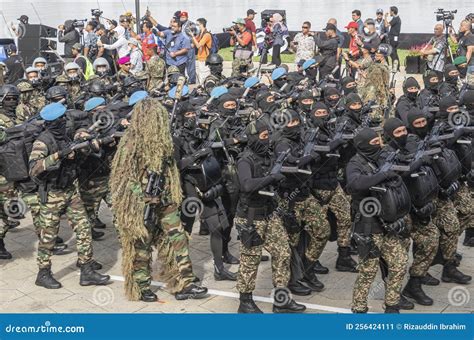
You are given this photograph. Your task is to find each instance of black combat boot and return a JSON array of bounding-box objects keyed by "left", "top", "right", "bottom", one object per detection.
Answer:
[
  {"left": 420, "top": 272, "right": 440, "bottom": 286},
  {"left": 140, "top": 289, "right": 158, "bottom": 302},
  {"left": 91, "top": 228, "right": 104, "bottom": 241},
  {"left": 76, "top": 259, "right": 103, "bottom": 270},
  {"left": 442, "top": 261, "right": 472, "bottom": 284},
  {"left": 397, "top": 295, "right": 415, "bottom": 310},
  {"left": 175, "top": 284, "right": 208, "bottom": 300},
  {"left": 335, "top": 247, "right": 358, "bottom": 272},
  {"left": 93, "top": 217, "right": 106, "bottom": 229},
  {"left": 403, "top": 276, "right": 433, "bottom": 306},
  {"left": 384, "top": 304, "right": 400, "bottom": 313},
  {"left": 214, "top": 264, "right": 237, "bottom": 281},
  {"left": 313, "top": 260, "right": 329, "bottom": 274},
  {"left": 222, "top": 251, "right": 240, "bottom": 264},
  {"left": 303, "top": 260, "right": 324, "bottom": 292},
  {"left": 273, "top": 299, "right": 306, "bottom": 313},
  {"left": 56, "top": 236, "right": 64, "bottom": 244},
  {"left": 288, "top": 280, "right": 312, "bottom": 296},
  {"left": 79, "top": 262, "right": 110, "bottom": 286},
  {"left": 238, "top": 293, "right": 263, "bottom": 313},
  {"left": 463, "top": 228, "right": 474, "bottom": 247},
  {"left": 0, "top": 239, "right": 12, "bottom": 260},
  {"left": 35, "top": 268, "right": 62, "bottom": 289},
  {"left": 199, "top": 225, "right": 210, "bottom": 235}
]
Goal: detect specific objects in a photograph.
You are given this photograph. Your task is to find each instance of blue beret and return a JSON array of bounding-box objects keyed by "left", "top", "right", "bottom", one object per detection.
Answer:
[
  {"left": 244, "top": 76, "right": 260, "bottom": 88},
  {"left": 40, "top": 103, "right": 67, "bottom": 121},
  {"left": 168, "top": 85, "right": 189, "bottom": 99},
  {"left": 84, "top": 97, "right": 106, "bottom": 112},
  {"left": 210, "top": 86, "right": 228, "bottom": 99},
  {"left": 128, "top": 91, "right": 149, "bottom": 106},
  {"left": 303, "top": 59, "right": 316, "bottom": 70},
  {"left": 271, "top": 67, "right": 287, "bottom": 81}
]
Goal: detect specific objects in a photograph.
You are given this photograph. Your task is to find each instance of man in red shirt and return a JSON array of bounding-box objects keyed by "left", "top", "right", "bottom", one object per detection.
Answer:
[
  {"left": 140, "top": 21, "right": 157, "bottom": 61},
  {"left": 244, "top": 9, "right": 257, "bottom": 48},
  {"left": 345, "top": 21, "right": 361, "bottom": 77}
]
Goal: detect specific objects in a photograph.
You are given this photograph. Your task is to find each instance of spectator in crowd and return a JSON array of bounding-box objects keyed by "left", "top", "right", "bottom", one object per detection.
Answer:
[
  {"left": 352, "top": 9, "right": 364, "bottom": 35},
  {"left": 245, "top": 9, "right": 258, "bottom": 49},
  {"left": 292, "top": 21, "right": 315, "bottom": 63},
  {"left": 314, "top": 23, "right": 339, "bottom": 79},
  {"left": 156, "top": 20, "right": 191, "bottom": 75},
  {"left": 384, "top": 6, "right": 402, "bottom": 69},
  {"left": 374, "top": 9, "right": 388, "bottom": 42},
  {"left": 229, "top": 18, "right": 253, "bottom": 77},
  {"left": 328, "top": 18, "right": 345, "bottom": 76},
  {"left": 117, "top": 55, "right": 132, "bottom": 80},
  {"left": 71, "top": 43, "right": 95, "bottom": 80},
  {"left": 269, "top": 13, "right": 287, "bottom": 66},
  {"left": 190, "top": 18, "right": 213, "bottom": 85},
  {"left": 450, "top": 20, "right": 474, "bottom": 67},
  {"left": 58, "top": 20, "right": 81, "bottom": 60},
  {"left": 178, "top": 11, "right": 196, "bottom": 84},
  {"left": 83, "top": 21, "right": 99, "bottom": 60},
  {"left": 128, "top": 38, "right": 143, "bottom": 75},
  {"left": 95, "top": 24, "right": 116, "bottom": 74},
  {"left": 420, "top": 24, "right": 447, "bottom": 78},
  {"left": 360, "top": 18, "right": 381, "bottom": 48},
  {"left": 3, "top": 44, "right": 24, "bottom": 84},
  {"left": 345, "top": 21, "right": 362, "bottom": 77},
  {"left": 140, "top": 21, "right": 157, "bottom": 61},
  {"left": 98, "top": 25, "right": 130, "bottom": 58}
]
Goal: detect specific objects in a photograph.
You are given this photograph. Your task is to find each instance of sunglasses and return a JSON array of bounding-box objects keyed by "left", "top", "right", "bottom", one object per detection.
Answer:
[
  {"left": 302, "top": 26, "right": 309, "bottom": 29},
  {"left": 124, "top": 63, "right": 131, "bottom": 66}
]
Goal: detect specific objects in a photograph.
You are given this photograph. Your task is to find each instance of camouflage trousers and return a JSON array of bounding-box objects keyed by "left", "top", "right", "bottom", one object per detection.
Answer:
[
  {"left": 453, "top": 184, "right": 473, "bottom": 232},
  {"left": 352, "top": 234, "right": 408, "bottom": 312},
  {"left": 79, "top": 176, "right": 111, "bottom": 224},
  {"left": 231, "top": 58, "right": 253, "bottom": 78},
  {"left": 0, "top": 185, "right": 15, "bottom": 239},
  {"left": 293, "top": 194, "right": 330, "bottom": 262},
  {"left": 132, "top": 204, "right": 195, "bottom": 292},
  {"left": 433, "top": 198, "right": 460, "bottom": 262},
  {"left": 328, "top": 185, "right": 352, "bottom": 247},
  {"left": 408, "top": 217, "right": 440, "bottom": 277},
  {"left": 37, "top": 187, "right": 93, "bottom": 269},
  {"left": 21, "top": 192, "right": 41, "bottom": 234},
  {"left": 235, "top": 215, "right": 291, "bottom": 293}
]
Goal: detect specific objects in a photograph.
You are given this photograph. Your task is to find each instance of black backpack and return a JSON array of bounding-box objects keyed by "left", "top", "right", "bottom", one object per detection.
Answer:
[
  {"left": 432, "top": 147, "right": 462, "bottom": 189},
  {"left": 372, "top": 176, "right": 412, "bottom": 223}
]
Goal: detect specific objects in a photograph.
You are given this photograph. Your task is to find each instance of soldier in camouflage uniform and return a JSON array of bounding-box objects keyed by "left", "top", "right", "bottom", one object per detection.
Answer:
[
  {"left": 24, "top": 67, "right": 46, "bottom": 113},
  {"left": 110, "top": 93, "right": 208, "bottom": 302},
  {"left": 90, "top": 57, "right": 113, "bottom": 87},
  {"left": 144, "top": 44, "right": 165, "bottom": 93},
  {"left": 203, "top": 54, "right": 226, "bottom": 95},
  {"left": 0, "top": 85, "right": 21, "bottom": 259},
  {"left": 63, "top": 62, "right": 83, "bottom": 106},
  {"left": 29, "top": 102, "right": 110, "bottom": 289},
  {"left": 15, "top": 81, "right": 36, "bottom": 123},
  {"left": 235, "top": 120, "right": 305, "bottom": 313}
]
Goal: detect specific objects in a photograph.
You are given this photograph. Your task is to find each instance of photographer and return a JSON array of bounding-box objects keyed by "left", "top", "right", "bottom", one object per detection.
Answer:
[
  {"left": 97, "top": 25, "right": 130, "bottom": 58},
  {"left": 384, "top": 6, "right": 402, "bottom": 70},
  {"left": 229, "top": 18, "right": 253, "bottom": 77},
  {"left": 58, "top": 20, "right": 81, "bottom": 61},
  {"left": 83, "top": 21, "right": 99, "bottom": 61},
  {"left": 450, "top": 20, "right": 474, "bottom": 67},
  {"left": 314, "top": 24, "right": 339, "bottom": 79},
  {"left": 189, "top": 18, "right": 212, "bottom": 85}
]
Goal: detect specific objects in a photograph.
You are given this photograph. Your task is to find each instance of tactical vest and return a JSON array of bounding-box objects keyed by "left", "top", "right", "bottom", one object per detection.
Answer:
[{"left": 75, "top": 55, "right": 95, "bottom": 81}]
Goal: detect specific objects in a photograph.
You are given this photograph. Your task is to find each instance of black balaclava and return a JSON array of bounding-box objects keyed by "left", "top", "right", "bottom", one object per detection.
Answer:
[
  {"left": 274, "top": 77, "right": 287, "bottom": 89},
  {"left": 179, "top": 101, "right": 197, "bottom": 131},
  {"left": 423, "top": 70, "right": 440, "bottom": 93},
  {"left": 341, "top": 76, "right": 357, "bottom": 95},
  {"left": 281, "top": 110, "right": 301, "bottom": 141},
  {"left": 407, "top": 107, "right": 429, "bottom": 139},
  {"left": 209, "top": 64, "right": 223, "bottom": 76},
  {"left": 354, "top": 127, "right": 382, "bottom": 161},
  {"left": 45, "top": 116, "right": 68, "bottom": 141},
  {"left": 403, "top": 77, "right": 420, "bottom": 100},
  {"left": 305, "top": 65, "right": 318, "bottom": 80},
  {"left": 324, "top": 87, "right": 341, "bottom": 108},
  {"left": 461, "top": 90, "right": 474, "bottom": 112},
  {"left": 2, "top": 95, "right": 19, "bottom": 114},
  {"left": 457, "top": 64, "right": 467, "bottom": 79},
  {"left": 256, "top": 90, "right": 277, "bottom": 114},
  {"left": 345, "top": 92, "right": 363, "bottom": 122},
  {"left": 444, "top": 64, "right": 459, "bottom": 85},
  {"left": 310, "top": 102, "right": 330, "bottom": 129},
  {"left": 383, "top": 117, "right": 407, "bottom": 149},
  {"left": 216, "top": 93, "right": 238, "bottom": 116},
  {"left": 438, "top": 95, "right": 458, "bottom": 120},
  {"left": 246, "top": 120, "right": 270, "bottom": 155},
  {"left": 297, "top": 90, "right": 314, "bottom": 113}
]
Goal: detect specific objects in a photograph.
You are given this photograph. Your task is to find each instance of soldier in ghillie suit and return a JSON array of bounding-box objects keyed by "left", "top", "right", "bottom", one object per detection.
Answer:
[{"left": 110, "top": 93, "right": 208, "bottom": 302}]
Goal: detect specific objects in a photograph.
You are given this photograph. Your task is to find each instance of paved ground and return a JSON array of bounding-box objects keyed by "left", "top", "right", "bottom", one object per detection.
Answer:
[{"left": 0, "top": 65, "right": 472, "bottom": 314}]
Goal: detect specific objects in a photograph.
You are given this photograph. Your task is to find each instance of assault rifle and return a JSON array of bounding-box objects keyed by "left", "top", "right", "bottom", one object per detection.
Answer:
[
  {"left": 258, "top": 148, "right": 291, "bottom": 197},
  {"left": 143, "top": 161, "right": 169, "bottom": 232}
]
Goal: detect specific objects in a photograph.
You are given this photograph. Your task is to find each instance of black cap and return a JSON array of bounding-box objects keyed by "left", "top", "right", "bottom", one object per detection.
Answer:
[
  {"left": 247, "top": 9, "right": 257, "bottom": 15},
  {"left": 323, "top": 23, "right": 337, "bottom": 31},
  {"left": 110, "top": 19, "right": 118, "bottom": 27},
  {"left": 17, "top": 15, "right": 28, "bottom": 21}
]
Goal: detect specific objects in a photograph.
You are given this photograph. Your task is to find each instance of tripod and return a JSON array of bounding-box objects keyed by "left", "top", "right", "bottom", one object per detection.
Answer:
[{"left": 432, "top": 22, "right": 455, "bottom": 70}]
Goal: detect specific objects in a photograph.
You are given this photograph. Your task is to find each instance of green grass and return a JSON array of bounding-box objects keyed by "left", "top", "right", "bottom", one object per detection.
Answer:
[{"left": 218, "top": 47, "right": 411, "bottom": 65}]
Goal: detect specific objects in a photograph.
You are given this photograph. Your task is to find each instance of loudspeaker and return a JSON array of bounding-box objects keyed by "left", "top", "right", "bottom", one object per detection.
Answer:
[
  {"left": 18, "top": 37, "right": 57, "bottom": 53},
  {"left": 19, "top": 50, "right": 59, "bottom": 66},
  {"left": 22, "top": 24, "right": 58, "bottom": 38}
]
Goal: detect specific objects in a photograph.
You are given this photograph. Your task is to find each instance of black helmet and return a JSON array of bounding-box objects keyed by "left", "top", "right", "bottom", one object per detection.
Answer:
[
  {"left": 206, "top": 53, "right": 224, "bottom": 66},
  {"left": 123, "top": 76, "right": 144, "bottom": 96},
  {"left": 88, "top": 80, "right": 107, "bottom": 96},
  {"left": 46, "top": 86, "right": 68, "bottom": 101},
  {"left": 376, "top": 43, "right": 392, "bottom": 57},
  {"left": 123, "top": 76, "right": 140, "bottom": 88},
  {"left": 0, "top": 84, "right": 20, "bottom": 99}
]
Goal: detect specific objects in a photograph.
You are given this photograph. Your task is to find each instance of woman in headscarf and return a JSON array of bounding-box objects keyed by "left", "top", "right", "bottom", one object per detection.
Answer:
[{"left": 269, "top": 13, "right": 288, "bottom": 66}]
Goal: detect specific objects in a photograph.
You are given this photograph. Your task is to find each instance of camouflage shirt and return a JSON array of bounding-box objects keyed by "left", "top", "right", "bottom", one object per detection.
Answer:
[{"left": 146, "top": 55, "right": 166, "bottom": 93}]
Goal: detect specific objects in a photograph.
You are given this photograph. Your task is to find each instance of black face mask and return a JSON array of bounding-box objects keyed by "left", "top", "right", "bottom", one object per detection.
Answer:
[
  {"left": 348, "top": 106, "right": 362, "bottom": 120},
  {"left": 427, "top": 82, "right": 439, "bottom": 93},
  {"left": 260, "top": 100, "right": 277, "bottom": 114},
  {"left": 248, "top": 135, "right": 270, "bottom": 155},
  {"left": 343, "top": 86, "right": 356, "bottom": 95},
  {"left": 310, "top": 114, "right": 330, "bottom": 129},
  {"left": 299, "top": 101, "right": 314, "bottom": 113},
  {"left": 306, "top": 67, "right": 318, "bottom": 79},
  {"left": 413, "top": 125, "right": 430, "bottom": 139},
  {"left": 2, "top": 96, "right": 18, "bottom": 112},
  {"left": 183, "top": 116, "right": 197, "bottom": 130},
  {"left": 209, "top": 64, "right": 223, "bottom": 75},
  {"left": 406, "top": 91, "right": 418, "bottom": 100},
  {"left": 354, "top": 128, "right": 382, "bottom": 161},
  {"left": 325, "top": 97, "right": 339, "bottom": 108},
  {"left": 274, "top": 78, "right": 287, "bottom": 89},
  {"left": 445, "top": 73, "right": 459, "bottom": 85},
  {"left": 219, "top": 105, "right": 237, "bottom": 116},
  {"left": 282, "top": 125, "right": 301, "bottom": 141},
  {"left": 46, "top": 116, "right": 68, "bottom": 141},
  {"left": 393, "top": 134, "right": 408, "bottom": 148}
]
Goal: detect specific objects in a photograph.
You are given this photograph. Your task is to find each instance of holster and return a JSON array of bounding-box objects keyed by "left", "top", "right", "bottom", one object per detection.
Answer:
[
  {"left": 411, "top": 202, "right": 436, "bottom": 226},
  {"left": 236, "top": 208, "right": 264, "bottom": 249},
  {"left": 351, "top": 213, "right": 381, "bottom": 260}
]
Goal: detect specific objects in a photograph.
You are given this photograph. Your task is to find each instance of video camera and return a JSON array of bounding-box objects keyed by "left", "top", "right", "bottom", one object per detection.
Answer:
[
  {"left": 91, "top": 9, "right": 103, "bottom": 17},
  {"left": 72, "top": 19, "right": 87, "bottom": 29},
  {"left": 435, "top": 8, "right": 457, "bottom": 26}
]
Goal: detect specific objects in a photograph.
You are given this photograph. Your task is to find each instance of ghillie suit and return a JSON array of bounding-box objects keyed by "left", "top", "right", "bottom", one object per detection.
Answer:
[
  {"left": 358, "top": 63, "right": 393, "bottom": 123},
  {"left": 110, "top": 98, "right": 195, "bottom": 300}
]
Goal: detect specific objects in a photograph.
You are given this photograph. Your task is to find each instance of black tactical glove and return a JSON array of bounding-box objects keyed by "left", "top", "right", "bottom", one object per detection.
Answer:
[
  {"left": 57, "top": 147, "right": 74, "bottom": 159},
  {"left": 270, "top": 173, "right": 285, "bottom": 182},
  {"left": 193, "top": 147, "right": 212, "bottom": 160}
]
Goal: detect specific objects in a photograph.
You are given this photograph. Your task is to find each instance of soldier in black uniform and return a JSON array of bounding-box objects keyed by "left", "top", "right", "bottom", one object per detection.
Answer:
[
  {"left": 395, "top": 77, "right": 421, "bottom": 124},
  {"left": 439, "top": 64, "right": 460, "bottom": 99},
  {"left": 203, "top": 54, "right": 226, "bottom": 95}
]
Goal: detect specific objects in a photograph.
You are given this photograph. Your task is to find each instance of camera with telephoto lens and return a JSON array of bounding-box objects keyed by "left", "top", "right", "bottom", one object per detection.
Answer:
[
  {"left": 91, "top": 9, "right": 103, "bottom": 17},
  {"left": 435, "top": 8, "right": 457, "bottom": 27},
  {"left": 223, "top": 25, "right": 239, "bottom": 33}
]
